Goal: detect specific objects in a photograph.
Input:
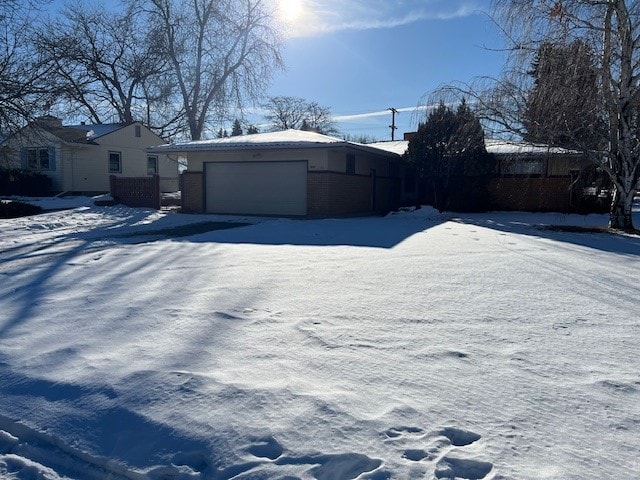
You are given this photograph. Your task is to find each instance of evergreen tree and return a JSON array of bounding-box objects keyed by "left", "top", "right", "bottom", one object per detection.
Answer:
[
  {"left": 405, "top": 102, "right": 458, "bottom": 180},
  {"left": 523, "top": 40, "right": 604, "bottom": 150},
  {"left": 231, "top": 119, "right": 243, "bottom": 136},
  {"left": 247, "top": 124, "right": 259, "bottom": 134},
  {"left": 405, "top": 100, "right": 494, "bottom": 211}
]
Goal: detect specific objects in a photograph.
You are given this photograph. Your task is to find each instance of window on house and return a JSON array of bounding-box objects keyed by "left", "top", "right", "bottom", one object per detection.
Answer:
[
  {"left": 39, "top": 149, "right": 50, "bottom": 170},
  {"left": 27, "top": 149, "right": 38, "bottom": 169},
  {"left": 109, "top": 151, "right": 122, "bottom": 173},
  {"left": 500, "top": 158, "right": 545, "bottom": 176},
  {"left": 147, "top": 155, "right": 158, "bottom": 175},
  {"left": 26, "top": 147, "right": 52, "bottom": 170},
  {"left": 135, "top": 125, "right": 141, "bottom": 138},
  {"left": 346, "top": 154, "right": 356, "bottom": 174}
]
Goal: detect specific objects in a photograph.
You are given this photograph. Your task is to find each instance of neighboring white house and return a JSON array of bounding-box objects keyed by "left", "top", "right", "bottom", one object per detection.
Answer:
[{"left": 0, "top": 116, "right": 179, "bottom": 193}]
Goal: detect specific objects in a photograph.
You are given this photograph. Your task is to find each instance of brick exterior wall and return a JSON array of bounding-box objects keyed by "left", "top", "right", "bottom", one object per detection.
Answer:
[
  {"left": 109, "top": 175, "right": 160, "bottom": 210},
  {"left": 185, "top": 169, "right": 400, "bottom": 217},
  {"left": 308, "top": 172, "right": 400, "bottom": 217},
  {"left": 181, "top": 171, "right": 204, "bottom": 213},
  {"left": 489, "top": 177, "right": 575, "bottom": 212}
]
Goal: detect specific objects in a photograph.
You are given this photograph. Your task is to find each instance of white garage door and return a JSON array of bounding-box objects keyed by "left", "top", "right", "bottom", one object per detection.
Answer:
[{"left": 205, "top": 161, "right": 308, "bottom": 216}]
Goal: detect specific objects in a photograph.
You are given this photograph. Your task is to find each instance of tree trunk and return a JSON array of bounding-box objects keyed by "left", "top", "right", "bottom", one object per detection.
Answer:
[{"left": 608, "top": 185, "right": 635, "bottom": 231}]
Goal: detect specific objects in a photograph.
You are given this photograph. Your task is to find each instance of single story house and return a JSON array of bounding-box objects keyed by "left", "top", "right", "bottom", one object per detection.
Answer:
[
  {"left": 0, "top": 116, "right": 179, "bottom": 194},
  {"left": 148, "top": 129, "right": 402, "bottom": 217},
  {"left": 371, "top": 136, "right": 605, "bottom": 213},
  {"left": 484, "top": 139, "right": 606, "bottom": 212}
]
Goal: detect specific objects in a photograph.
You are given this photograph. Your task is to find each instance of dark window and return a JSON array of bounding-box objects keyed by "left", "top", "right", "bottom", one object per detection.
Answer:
[
  {"left": 500, "top": 159, "right": 545, "bottom": 176},
  {"left": 147, "top": 155, "right": 158, "bottom": 175},
  {"left": 26, "top": 147, "right": 51, "bottom": 170},
  {"left": 346, "top": 154, "right": 356, "bottom": 174},
  {"left": 135, "top": 125, "right": 141, "bottom": 138},
  {"left": 39, "top": 148, "right": 50, "bottom": 170},
  {"left": 27, "top": 149, "right": 38, "bottom": 169},
  {"left": 109, "top": 151, "right": 122, "bottom": 173}
]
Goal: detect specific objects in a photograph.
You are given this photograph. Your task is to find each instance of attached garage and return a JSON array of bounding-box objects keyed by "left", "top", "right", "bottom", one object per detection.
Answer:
[
  {"left": 205, "top": 160, "right": 308, "bottom": 216},
  {"left": 148, "top": 129, "right": 401, "bottom": 217}
]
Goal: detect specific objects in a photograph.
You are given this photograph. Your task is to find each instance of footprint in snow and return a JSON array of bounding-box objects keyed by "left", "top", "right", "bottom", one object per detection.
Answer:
[
  {"left": 246, "top": 435, "right": 283, "bottom": 460},
  {"left": 384, "top": 426, "right": 424, "bottom": 439},
  {"left": 171, "top": 451, "right": 209, "bottom": 473},
  {"left": 435, "top": 456, "right": 493, "bottom": 479},
  {"left": 395, "top": 427, "right": 493, "bottom": 479},
  {"left": 440, "top": 427, "right": 482, "bottom": 447},
  {"left": 213, "top": 311, "right": 243, "bottom": 320}
]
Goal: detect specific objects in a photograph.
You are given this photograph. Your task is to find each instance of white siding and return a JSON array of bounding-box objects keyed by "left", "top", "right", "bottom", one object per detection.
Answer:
[
  {"left": 69, "top": 124, "right": 178, "bottom": 192},
  {"left": 1, "top": 129, "right": 65, "bottom": 191},
  {"left": 1, "top": 122, "right": 179, "bottom": 193}
]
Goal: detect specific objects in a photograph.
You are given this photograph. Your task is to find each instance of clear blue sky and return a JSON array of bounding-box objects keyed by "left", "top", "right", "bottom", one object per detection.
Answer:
[
  {"left": 268, "top": 0, "right": 506, "bottom": 140},
  {"left": 47, "top": 0, "right": 506, "bottom": 140}
]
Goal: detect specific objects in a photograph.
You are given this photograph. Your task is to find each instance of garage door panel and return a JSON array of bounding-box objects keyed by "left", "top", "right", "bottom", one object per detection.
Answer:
[{"left": 206, "top": 161, "right": 307, "bottom": 216}]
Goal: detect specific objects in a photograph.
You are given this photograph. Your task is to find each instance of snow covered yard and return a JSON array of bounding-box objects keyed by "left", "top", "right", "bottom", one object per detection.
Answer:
[{"left": 0, "top": 200, "right": 639, "bottom": 480}]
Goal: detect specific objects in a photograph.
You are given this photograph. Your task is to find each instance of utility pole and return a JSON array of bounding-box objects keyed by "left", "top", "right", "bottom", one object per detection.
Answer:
[{"left": 388, "top": 107, "right": 398, "bottom": 141}]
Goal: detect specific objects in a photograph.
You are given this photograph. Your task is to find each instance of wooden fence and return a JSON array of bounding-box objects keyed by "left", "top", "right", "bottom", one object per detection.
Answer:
[{"left": 109, "top": 175, "right": 161, "bottom": 210}]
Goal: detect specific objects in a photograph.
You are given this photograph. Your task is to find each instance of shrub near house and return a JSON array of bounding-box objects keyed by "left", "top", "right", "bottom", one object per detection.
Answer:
[
  {"left": 0, "top": 200, "right": 43, "bottom": 218},
  {"left": 0, "top": 168, "right": 52, "bottom": 196}
]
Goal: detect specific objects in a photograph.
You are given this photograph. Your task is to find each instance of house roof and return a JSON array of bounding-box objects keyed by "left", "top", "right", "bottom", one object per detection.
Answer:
[
  {"left": 368, "top": 140, "right": 410, "bottom": 156},
  {"left": 0, "top": 117, "right": 135, "bottom": 146},
  {"left": 38, "top": 125, "right": 100, "bottom": 144},
  {"left": 368, "top": 139, "right": 580, "bottom": 157},
  {"left": 148, "top": 129, "right": 401, "bottom": 158},
  {"left": 484, "top": 139, "right": 579, "bottom": 155},
  {"left": 67, "top": 123, "right": 129, "bottom": 141}
]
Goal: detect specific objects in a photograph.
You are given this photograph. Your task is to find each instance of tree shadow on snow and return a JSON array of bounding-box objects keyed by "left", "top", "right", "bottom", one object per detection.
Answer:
[
  {"left": 177, "top": 214, "right": 445, "bottom": 249},
  {"left": 0, "top": 206, "right": 440, "bottom": 340},
  {"left": 454, "top": 214, "right": 640, "bottom": 256},
  {"left": 0, "top": 363, "right": 219, "bottom": 479}
]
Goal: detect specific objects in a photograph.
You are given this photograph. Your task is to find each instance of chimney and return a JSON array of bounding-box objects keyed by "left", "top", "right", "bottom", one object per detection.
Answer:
[
  {"left": 36, "top": 116, "right": 63, "bottom": 129},
  {"left": 404, "top": 131, "right": 417, "bottom": 141}
]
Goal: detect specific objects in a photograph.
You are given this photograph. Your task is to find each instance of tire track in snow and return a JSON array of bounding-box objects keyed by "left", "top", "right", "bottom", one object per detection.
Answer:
[{"left": 0, "top": 416, "right": 143, "bottom": 480}]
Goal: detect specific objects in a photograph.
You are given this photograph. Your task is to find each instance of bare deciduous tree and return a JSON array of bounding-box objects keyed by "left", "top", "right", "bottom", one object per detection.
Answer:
[
  {"left": 37, "top": 1, "right": 180, "bottom": 137},
  {"left": 263, "top": 96, "right": 337, "bottom": 134},
  {"left": 0, "top": 0, "right": 54, "bottom": 135},
  {"left": 139, "top": 0, "right": 283, "bottom": 140},
  {"left": 462, "top": 0, "right": 640, "bottom": 230}
]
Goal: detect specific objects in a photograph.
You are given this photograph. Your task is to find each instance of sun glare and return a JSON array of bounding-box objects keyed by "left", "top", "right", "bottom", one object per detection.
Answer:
[{"left": 278, "top": 0, "right": 304, "bottom": 24}]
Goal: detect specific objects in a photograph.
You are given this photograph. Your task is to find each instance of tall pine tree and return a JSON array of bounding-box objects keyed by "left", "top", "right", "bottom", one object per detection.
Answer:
[
  {"left": 405, "top": 100, "right": 494, "bottom": 211},
  {"left": 231, "top": 119, "right": 243, "bottom": 136},
  {"left": 523, "top": 40, "right": 604, "bottom": 150}
]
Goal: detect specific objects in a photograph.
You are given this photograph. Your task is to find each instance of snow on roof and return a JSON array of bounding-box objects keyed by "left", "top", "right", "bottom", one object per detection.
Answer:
[
  {"left": 367, "top": 139, "right": 580, "bottom": 157},
  {"left": 485, "top": 139, "right": 579, "bottom": 155},
  {"left": 149, "top": 129, "right": 401, "bottom": 157},
  {"left": 68, "top": 123, "right": 128, "bottom": 140},
  {"left": 369, "top": 140, "right": 409, "bottom": 156}
]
